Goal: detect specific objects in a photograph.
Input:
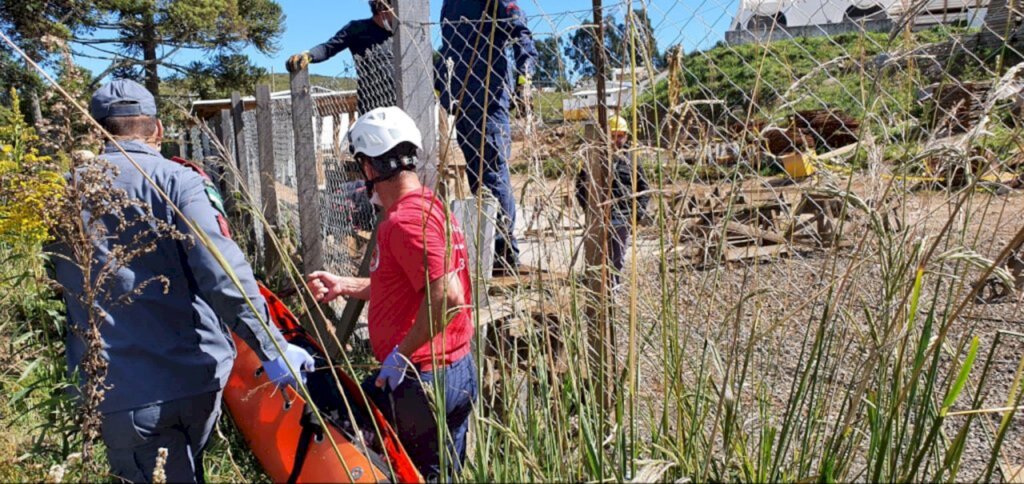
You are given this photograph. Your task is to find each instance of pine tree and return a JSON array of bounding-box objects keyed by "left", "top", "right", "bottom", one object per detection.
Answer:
[{"left": 75, "top": 0, "right": 284, "bottom": 99}]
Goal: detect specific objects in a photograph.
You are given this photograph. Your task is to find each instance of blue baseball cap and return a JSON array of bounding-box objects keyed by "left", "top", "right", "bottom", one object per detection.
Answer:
[{"left": 90, "top": 79, "right": 158, "bottom": 121}]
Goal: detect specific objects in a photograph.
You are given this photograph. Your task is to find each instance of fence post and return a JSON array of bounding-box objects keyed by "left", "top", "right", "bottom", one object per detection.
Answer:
[
  {"left": 201, "top": 123, "right": 211, "bottom": 159},
  {"left": 583, "top": 0, "right": 615, "bottom": 413},
  {"left": 218, "top": 108, "right": 238, "bottom": 215},
  {"left": 231, "top": 92, "right": 251, "bottom": 190},
  {"left": 289, "top": 69, "right": 325, "bottom": 273},
  {"left": 290, "top": 69, "right": 345, "bottom": 359},
  {"left": 231, "top": 91, "right": 261, "bottom": 265},
  {"left": 184, "top": 127, "right": 194, "bottom": 159},
  {"left": 177, "top": 132, "right": 186, "bottom": 158},
  {"left": 393, "top": 0, "right": 438, "bottom": 189},
  {"left": 255, "top": 85, "right": 282, "bottom": 275}
]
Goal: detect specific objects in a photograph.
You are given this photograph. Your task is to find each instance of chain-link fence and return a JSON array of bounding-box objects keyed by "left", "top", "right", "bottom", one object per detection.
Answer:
[
  {"left": 412, "top": 2, "right": 1024, "bottom": 482},
  {"left": 189, "top": 88, "right": 375, "bottom": 282},
  {"left": 179, "top": 1, "right": 1024, "bottom": 479},
  {"left": 241, "top": 108, "right": 265, "bottom": 259},
  {"left": 353, "top": 41, "right": 398, "bottom": 113},
  {"left": 310, "top": 90, "right": 373, "bottom": 279}
]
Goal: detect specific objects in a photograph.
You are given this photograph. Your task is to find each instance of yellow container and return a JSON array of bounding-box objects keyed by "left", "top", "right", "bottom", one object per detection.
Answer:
[{"left": 782, "top": 152, "right": 816, "bottom": 179}]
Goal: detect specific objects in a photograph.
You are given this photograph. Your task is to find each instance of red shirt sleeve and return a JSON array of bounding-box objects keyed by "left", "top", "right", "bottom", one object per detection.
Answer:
[{"left": 387, "top": 214, "right": 459, "bottom": 293}]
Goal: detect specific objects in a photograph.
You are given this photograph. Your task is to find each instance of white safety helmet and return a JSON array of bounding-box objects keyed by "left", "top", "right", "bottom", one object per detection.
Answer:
[{"left": 348, "top": 106, "right": 423, "bottom": 159}]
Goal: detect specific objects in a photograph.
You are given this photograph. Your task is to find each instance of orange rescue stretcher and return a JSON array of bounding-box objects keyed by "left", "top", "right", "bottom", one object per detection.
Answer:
[{"left": 224, "top": 284, "right": 422, "bottom": 483}]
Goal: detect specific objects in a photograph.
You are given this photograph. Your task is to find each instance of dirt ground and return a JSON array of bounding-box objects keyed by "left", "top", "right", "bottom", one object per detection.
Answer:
[
  {"left": 286, "top": 133, "right": 1023, "bottom": 480},
  {"left": 493, "top": 159, "right": 1024, "bottom": 481}
]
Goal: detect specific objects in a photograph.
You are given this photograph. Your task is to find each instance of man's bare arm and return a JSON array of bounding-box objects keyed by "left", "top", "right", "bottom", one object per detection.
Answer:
[
  {"left": 396, "top": 272, "right": 466, "bottom": 358},
  {"left": 306, "top": 271, "right": 371, "bottom": 302}
]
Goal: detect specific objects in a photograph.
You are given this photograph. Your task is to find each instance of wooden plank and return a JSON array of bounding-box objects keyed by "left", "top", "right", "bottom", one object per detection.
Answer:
[
  {"left": 487, "top": 267, "right": 570, "bottom": 294},
  {"left": 719, "top": 243, "right": 789, "bottom": 262},
  {"left": 255, "top": 85, "right": 282, "bottom": 274},
  {"left": 177, "top": 132, "right": 186, "bottom": 158},
  {"left": 314, "top": 116, "right": 326, "bottom": 189},
  {"left": 817, "top": 142, "right": 858, "bottom": 161},
  {"left": 331, "top": 115, "right": 342, "bottom": 162},
  {"left": 393, "top": 0, "right": 438, "bottom": 188},
  {"left": 289, "top": 69, "right": 325, "bottom": 273},
  {"left": 336, "top": 223, "right": 379, "bottom": 346},
  {"left": 289, "top": 69, "right": 342, "bottom": 360},
  {"left": 723, "top": 221, "right": 789, "bottom": 245},
  {"left": 438, "top": 107, "right": 454, "bottom": 198},
  {"left": 231, "top": 91, "right": 259, "bottom": 263},
  {"left": 230, "top": 92, "right": 251, "bottom": 189},
  {"left": 217, "top": 109, "right": 238, "bottom": 213}
]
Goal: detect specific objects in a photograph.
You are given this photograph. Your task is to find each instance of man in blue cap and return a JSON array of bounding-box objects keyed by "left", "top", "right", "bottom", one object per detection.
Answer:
[
  {"left": 286, "top": 0, "right": 397, "bottom": 113},
  {"left": 437, "top": 0, "right": 538, "bottom": 274},
  {"left": 52, "top": 79, "right": 315, "bottom": 483}
]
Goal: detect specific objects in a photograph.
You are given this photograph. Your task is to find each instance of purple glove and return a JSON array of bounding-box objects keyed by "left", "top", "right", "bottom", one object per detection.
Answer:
[
  {"left": 262, "top": 343, "right": 315, "bottom": 391},
  {"left": 375, "top": 347, "right": 409, "bottom": 390}
]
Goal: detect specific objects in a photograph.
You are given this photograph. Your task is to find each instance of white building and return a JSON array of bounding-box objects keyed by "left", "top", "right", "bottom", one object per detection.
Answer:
[
  {"left": 728, "top": 0, "right": 989, "bottom": 43},
  {"left": 562, "top": 81, "right": 635, "bottom": 121}
]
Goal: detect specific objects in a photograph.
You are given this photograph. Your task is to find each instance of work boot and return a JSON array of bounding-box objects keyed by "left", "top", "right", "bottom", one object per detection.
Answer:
[{"left": 492, "top": 257, "right": 519, "bottom": 277}]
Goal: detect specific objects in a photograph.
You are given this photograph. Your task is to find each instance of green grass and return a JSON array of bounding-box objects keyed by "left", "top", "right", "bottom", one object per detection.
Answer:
[
  {"left": 0, "top": 242, "right": 270, "bottom": 482},
  {"left": 636, "top": 27, "right": 989, "bottom": 125},
  {"left": 261, "top": 73, "right": 357, "bottom": 93},
  {"left": 5, "top": 19, "right": 1024, "bottom": 484},
  {"left": 533, "top": 90, "right": 569, "bottom": 124}
]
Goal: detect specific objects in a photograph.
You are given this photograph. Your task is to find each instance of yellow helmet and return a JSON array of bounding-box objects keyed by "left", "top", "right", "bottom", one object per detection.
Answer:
[{"left": 608, "top": 115, "right": 630, "bottom": 134}]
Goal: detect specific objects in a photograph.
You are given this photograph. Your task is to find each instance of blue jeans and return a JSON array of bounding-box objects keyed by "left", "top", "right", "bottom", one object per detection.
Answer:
[
  {"left": 100, "top": 390, "right": 222, "bottom": 483},
  {"left": 610, "top": 224, "right": 632, "bottom": 285},
  {"left": 455, "top": 107, "right": 519, "bottom": 267},
  {"left": 361, "top": 355, "right": 478, "bottom": 480}
]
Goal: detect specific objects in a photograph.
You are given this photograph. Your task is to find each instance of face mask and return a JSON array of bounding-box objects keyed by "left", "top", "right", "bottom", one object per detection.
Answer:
[
  {"left": 361, "top": 163, "right": 382, "bottom": 206},
  {"left": 381, "top": 16, "right": 394, "bottom": 32}
]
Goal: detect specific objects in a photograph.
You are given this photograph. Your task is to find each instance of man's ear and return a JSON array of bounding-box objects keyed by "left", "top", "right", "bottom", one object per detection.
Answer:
[
  {"left": 154, "top": 119, "right": 164, "bottom": 142},
  {"left": 361, "top": 158, "right": 377, "bottom": 179}
]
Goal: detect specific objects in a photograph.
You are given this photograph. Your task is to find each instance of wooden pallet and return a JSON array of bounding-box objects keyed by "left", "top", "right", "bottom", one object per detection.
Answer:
[
  {"left": 487, "top": 266, "right": 571, "bottom": 295},
  {"left": 669, "top": 185, "right": 862, "bottom": 268}
]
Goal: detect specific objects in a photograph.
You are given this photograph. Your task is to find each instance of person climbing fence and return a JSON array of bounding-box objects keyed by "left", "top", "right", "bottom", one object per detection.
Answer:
[
  {"left": 436, "top": 0, "right": 538, "bottom": 276},
  {"left": 287, "top": 0, "right": 397, "bottom": 114}
]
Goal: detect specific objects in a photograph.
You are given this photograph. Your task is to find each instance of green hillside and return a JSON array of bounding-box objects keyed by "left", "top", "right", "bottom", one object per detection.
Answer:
[
  {"left": 640, "top": 27, "right": 1002, "bottom": 123},
  {"left": 263, "top": 73, "right": 357, "bottom": 92}
]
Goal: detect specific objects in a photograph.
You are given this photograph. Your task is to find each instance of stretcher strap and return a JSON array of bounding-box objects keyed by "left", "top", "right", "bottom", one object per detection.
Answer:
[{"left": 287, "top": 403, "right": 325, "bottom": 484}]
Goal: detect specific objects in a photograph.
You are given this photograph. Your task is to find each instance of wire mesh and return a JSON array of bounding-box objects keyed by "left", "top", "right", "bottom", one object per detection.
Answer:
[
  {"left": 352, "top": 41, "right": 398, "bottom": 113},
  {"left": 391, "top": 1, "right": 1024, "bottom": 481},
  {"left": 267, "top": 96, "right": 301, "bottom": 244},
  {"left": 312, "top": 90, "right": 376, "bottom": 278},
  {"left": 173, "top": 1, "right": 1024, "bottom": 479},
  {"left": 242, "top": 109, "right": 265, "bottom": 258}
]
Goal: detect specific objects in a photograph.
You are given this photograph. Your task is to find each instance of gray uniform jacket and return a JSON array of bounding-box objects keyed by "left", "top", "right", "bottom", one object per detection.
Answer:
[{"left": 53, "top": 140, "right": 287, "bottom": 414}]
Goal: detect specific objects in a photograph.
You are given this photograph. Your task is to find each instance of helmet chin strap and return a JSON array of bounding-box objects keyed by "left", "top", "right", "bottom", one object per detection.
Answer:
[{"left": 362, "top": 155, "right": 416, "bottom": 196}]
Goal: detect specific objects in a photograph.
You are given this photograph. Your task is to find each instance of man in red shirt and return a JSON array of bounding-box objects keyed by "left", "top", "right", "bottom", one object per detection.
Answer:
[{"left": 306, "top": 107, "right": 476, "bottom": 479}]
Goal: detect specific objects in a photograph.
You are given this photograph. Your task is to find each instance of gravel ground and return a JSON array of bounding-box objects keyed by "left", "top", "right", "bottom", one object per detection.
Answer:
[{"left": 495, "top": 169, "right": 1024, "bottom": 481}]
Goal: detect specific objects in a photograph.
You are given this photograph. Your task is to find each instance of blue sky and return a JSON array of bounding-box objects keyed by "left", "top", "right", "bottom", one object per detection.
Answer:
[{"left": 72, "top": 0, "right": 740, "bottom": 80}]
